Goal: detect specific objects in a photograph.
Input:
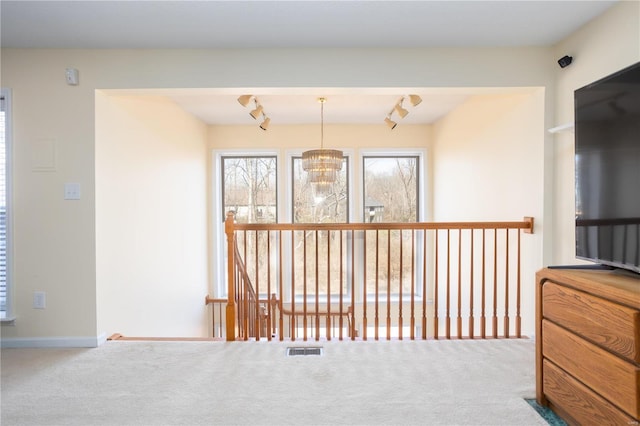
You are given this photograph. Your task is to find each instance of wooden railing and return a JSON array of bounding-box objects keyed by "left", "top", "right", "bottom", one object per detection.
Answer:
[{"left": 215, "top": 212, "right": 533, "bottom": 341}]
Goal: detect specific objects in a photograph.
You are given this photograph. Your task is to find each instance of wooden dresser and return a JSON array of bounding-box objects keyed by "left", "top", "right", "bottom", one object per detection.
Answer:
[{"left": 536, "top": 268, "right": 640, "bottom": 425}]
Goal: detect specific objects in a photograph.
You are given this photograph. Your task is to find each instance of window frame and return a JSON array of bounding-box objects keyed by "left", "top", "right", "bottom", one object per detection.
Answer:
[
  {"left": 359, "top": 149, "right": 427, "bottom": 301},
  {"left": 220, "top": 154, "right": 278, "bottom": 223},
  {"left": 212, "top": 149, "right": 279, "bottom": 298},
  {"left": 285, "top": 150, "right": 355, "bottom": 303}
]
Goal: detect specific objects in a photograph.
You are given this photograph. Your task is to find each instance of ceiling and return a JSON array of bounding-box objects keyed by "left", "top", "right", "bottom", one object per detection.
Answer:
[{"left": 0, "top": 1, "right": 619, "bottom": 125}]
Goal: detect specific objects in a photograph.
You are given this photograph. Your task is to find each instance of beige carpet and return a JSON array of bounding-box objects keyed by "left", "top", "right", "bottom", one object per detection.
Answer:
[{"left": 1, "top": 339, "right": 547, "bottom": 426}]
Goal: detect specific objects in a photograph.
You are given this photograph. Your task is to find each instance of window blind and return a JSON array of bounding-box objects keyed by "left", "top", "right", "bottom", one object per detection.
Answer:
[{"left": 0, "top": 94, "right": 7, "bottom": 316}]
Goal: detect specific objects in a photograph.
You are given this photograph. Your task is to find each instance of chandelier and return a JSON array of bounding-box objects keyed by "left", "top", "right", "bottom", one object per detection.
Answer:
[{"left": 302, "top": 97, "right": 343, "bottom": 193}]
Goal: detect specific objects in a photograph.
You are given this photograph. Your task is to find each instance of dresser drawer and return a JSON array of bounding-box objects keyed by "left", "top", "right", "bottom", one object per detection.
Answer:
[
  {"left": 543, "top": 281, "right": 640, "bottom": 363},
  {"left": 542, "top": 320, "right": 640, "bottom": 418},
  {"left": 543, "top": 360, "right": 636, "bottom": 425}
]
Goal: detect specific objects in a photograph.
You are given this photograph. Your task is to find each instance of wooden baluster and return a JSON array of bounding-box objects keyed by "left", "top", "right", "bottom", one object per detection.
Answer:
[
  {"left": 422, "top": 229, "right": 427, "bottom": 340},
  {"left": 457, "top": 228, "right": 462, "bottom": 339},
  {"left": 255, "top": 230, "right": 260, "bottom": 341},
  {"left": 434, "top": 229, "right": 439, "bottom": 339},
  {"left": 481, "top": 229, "right": 486, "bottom": 339},
  {"left": 516, "top": 229, "right": 522, "bottom": 338},
  {"left": 375, "top": 230, "right": 379, "bottom": 341},
  {"left": 469, "top": 229, "right": 475, "bottom": 339},
  {"left": 504, "top": 229, "right": 510, "bottom": 338},
  {"left": 446, "top": 229, "right": 451, "bottom": 339},
  {"left": 492, "top": 228, "right": 498, "bottom": 339},
  {"left": 350, "top": 230, "right": 356, "bottom": 340},
  {"left": 290, "top": 231, "right": 296, "bottom": 341},
  {"left": 326, "top": 229, "right": 331, "bottom": 341},
  {"left": 386, "top": 229, "right": 391, "bottom": 340},
  {"left": 362, "top": 230, "right": 368, "bottom": 341},
  {"left": 315, "top": 230, "right": 320, "bottom": 341},
  {"left": 279, "top": 230, "right": 284, "bottom": 341},
  {"left": 244, "top": 272, "right": 250, "bottom": 341},
  {"left": 266, "top": 230, "right": 272, "bottom": 341},
  {"left": 303, "top": 231, "right": 308, "bottom": 341},
  {"left": 410, "top": 229, "right": 415, "bottom": 340},
  {"left": 339, "top": 230, "right": 344, "bottom": 341},
  {"left": 399, "top": 229, "right": 404, "bottom": 340}
]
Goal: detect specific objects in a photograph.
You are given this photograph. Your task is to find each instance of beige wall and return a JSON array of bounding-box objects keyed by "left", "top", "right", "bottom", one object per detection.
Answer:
[
  {"left": 95, "top": 93, "right": 208, "bottom": 337},
  {"left": 433, "top": 91, "right": 545, "bottom": 335},
  {"left": 0, "top": 1, "right": 636, "bottom": 344},
  {"left": 550, "top": 0, "right": 640, "bottom": 265}
]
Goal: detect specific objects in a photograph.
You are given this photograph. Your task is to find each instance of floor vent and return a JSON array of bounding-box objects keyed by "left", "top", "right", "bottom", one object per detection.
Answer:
[{"left": 286, "top": 347, "right": 323, "bottom": 357}]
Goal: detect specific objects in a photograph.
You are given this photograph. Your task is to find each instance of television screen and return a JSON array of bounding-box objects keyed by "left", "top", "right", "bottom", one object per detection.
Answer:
[{"left": 574, "top": 61, "right": 640, "bottom": 274}]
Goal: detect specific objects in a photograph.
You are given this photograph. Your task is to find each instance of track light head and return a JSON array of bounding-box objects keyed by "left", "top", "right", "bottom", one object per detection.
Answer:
[
  {"left": 394, "top": 102, "right": 409, "bottom": 118},
  {"left": 409, "top": 94, "right": 422, "bottom": 107},
  {"left": 237, "top": 94, "right": 254, "bottom": 107},
  {"left": 250, "top": 104, "right": 264, "bottom": 120},
  {"left": 259, "top": 117, "right": 270, "bottom": 131},
  {"left": 558, "top": 55, "right": 573, "bottom": 68},
  {"left": 385, "top": 117, "right": 397, "bottom": 130}
]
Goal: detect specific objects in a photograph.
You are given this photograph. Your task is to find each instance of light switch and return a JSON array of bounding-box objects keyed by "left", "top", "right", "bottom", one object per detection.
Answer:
[{"left": 64, "top": 183, "right": 81, "bottom": 200}]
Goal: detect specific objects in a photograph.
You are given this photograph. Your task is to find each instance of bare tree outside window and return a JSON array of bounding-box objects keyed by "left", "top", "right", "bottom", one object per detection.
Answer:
[
  {"left": 222, "top": 156, "right": 277, "bottom": 291},
  {"left": 363, "top": 156, "right": 420, "bottom": 296},
  {"left": 292, "top": 156, "right": 348, "bottom": 224},
  {"left": 363, "top": 157, "right": 417, "bottom": 223},
  {"left": 291, "top": 156, "right": 350, "bottom": 299},
  {"left": 222, "top": 156, "right": 277, "bottom": 223}
]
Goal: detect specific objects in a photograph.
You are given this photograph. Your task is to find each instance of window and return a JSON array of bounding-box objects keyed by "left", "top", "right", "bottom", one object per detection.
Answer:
[
  {"left": 220, "top": 155, "right": 278, "bottom": 295},
  {"left": 363, "top": 156, "right": 418, "bottom": 223},
  {"left": 221, "top": 156, "right": 277, "bottom": 223},
  {"left": 362, "top": 155, "right": 421, "bottom": 297},
  {"left": 291, "top": 155, "right": 349, "bottom": 223},
  {"left": 0, "top": 89, "right": 11, "bottom": 320},
  {"left": 290, "top": 155, "right": 351, "bottom": 300},
  {"left": 214, "top": 150, "right": 425, "bottom": 301}
]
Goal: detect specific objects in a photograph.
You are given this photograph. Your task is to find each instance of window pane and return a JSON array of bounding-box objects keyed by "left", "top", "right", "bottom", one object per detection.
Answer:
[
  {"left": 363, "top": 156, "right": 419, "bottom": 296},
  {"left": 222, "top": 156, "right": 277, "bottom": 223},
  {"left": 363, "top": 156, "right": 418, "bottom": 222},
  {"left": 292, "top": 156, "right": 348, "bottom": 224},
  {"left": 222, "top": 156, "right": 277, "bottom": 294},
  {"left": 291, "top": 156, "right": 350, "bottom": 299}
]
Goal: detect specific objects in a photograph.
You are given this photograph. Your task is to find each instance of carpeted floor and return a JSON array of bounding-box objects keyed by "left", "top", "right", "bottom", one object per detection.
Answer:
[{"left": 1, "top": 339, "right": 550, "bottom": 426}]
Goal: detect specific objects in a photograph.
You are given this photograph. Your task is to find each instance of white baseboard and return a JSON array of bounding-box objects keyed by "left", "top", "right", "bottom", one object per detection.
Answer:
[{"left": 1, "top": 333, "right": 108, "bottom": 348}]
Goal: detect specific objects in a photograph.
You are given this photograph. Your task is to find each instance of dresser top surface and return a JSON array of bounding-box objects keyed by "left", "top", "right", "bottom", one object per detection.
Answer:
[{"left": 537, "top": 268, "right": 640, "bottom": 309}]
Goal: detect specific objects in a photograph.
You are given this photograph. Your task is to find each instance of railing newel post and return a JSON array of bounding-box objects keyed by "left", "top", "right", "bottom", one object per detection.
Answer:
[{"left": 225, "top": 211, "right": 238, "bottom": 341}]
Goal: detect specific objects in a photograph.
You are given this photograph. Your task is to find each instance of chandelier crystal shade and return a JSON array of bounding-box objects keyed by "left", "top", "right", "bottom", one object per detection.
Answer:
[{"left": 302, "top": 98, "right": 343, "bottom": 191}]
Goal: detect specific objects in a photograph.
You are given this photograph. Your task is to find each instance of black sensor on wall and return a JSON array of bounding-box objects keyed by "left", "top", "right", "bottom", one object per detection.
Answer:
[{"left": 558, "top": 55, "right": 573, "bottom": 68}]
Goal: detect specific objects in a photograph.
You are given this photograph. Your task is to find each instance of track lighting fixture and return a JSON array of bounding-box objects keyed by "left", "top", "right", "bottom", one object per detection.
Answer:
[
  {"left": 384, "top": 117, "right": 397, "bottom": 130},
  {"left": 237, "top": 94, "right": 254, "bottom": 107},
  {"left": 238, "top": 94, "right": 271, "bottom": 130},
  {"left": 409, "top": 94, "right": 422, "bottom": 107},
  {"left": 394, "top": 100, "right": 409, "bottom": 118},
  {"left": 384, "top": 94, "right": 422, "bottom": 130},
  {"left": 249, "top": 104, "right": 263, "bottom": 120}
]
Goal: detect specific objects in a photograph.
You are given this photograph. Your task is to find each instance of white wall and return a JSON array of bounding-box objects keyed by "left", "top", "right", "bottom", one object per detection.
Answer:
[
  {"left": 550, "top": 1, "right": 640, "bottom": 265},
  {"left": 95, "top": 93, "right": 208, "bottom": 337},
  {"left": 432, "top": 91, "right": 545, "bottom": 336},
  {"left": 0, "top": 2, "right": 636, "bottom": 344}
]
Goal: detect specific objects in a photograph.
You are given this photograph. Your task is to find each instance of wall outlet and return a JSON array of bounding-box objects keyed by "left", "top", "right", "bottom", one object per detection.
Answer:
[{"left": 33, "top": 291, "right": 46, "bottom": 309}]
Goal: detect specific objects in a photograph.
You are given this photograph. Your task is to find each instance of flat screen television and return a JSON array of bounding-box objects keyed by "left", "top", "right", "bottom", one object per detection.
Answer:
[{"left": 574, "top": 61, "right": 640, "bottom": 275}]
